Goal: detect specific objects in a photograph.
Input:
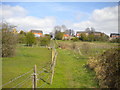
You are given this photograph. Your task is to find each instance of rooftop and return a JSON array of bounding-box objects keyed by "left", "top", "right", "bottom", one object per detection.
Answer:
[{"left": 30, "top": 30, "right": 43, "bottom": 33}]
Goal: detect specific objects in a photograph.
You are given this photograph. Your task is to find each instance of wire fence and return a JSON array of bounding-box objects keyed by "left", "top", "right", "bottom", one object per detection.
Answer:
[{"left": 1, "top": 40, "right": 57, "bottom": 89}]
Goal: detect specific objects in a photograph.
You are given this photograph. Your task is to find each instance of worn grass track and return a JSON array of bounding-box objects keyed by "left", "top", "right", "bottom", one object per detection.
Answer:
[{"left": 46, "top": 49, "right": 99, "bottom": 88}]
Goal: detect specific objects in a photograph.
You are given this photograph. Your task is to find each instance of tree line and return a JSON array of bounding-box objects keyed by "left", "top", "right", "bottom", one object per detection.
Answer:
[
  {"left": 1, "top": 23, "right": 51, "bottom": 57},
  {"left": 1, "top": 23, "right": 119, "bottom": 57}
]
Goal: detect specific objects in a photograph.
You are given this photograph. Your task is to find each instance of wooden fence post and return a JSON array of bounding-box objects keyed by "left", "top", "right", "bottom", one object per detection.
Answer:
[
  {"left": 50, "top": 50, "right": 57, "bottom": 85},
  {"left": 33, "top": 65, "right": 37, "bottom": 90}
]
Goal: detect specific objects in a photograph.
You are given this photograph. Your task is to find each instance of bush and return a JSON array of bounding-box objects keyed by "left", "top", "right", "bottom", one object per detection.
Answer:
[
  {"left": 87, "top": 48, "right": 120, "bottom": 88},
  {"left": 18, "top": 34, "right": 26, "bottom": 44},
  {"left": 110, "top": 38, "right": 120, "bottom": 43},
  {"left": 39, "top": 36, "right": 50, "bottom": 46},
  {"left": 79, "top": 33, "right": 88, "bottom": 41},
  {"left": 55, "top": 32, "right": 64, "bottom": 40},
  {"left": 88, "top": 34, "right": 95, "bottom": 41},
  {"left": 26, "top": 32, "right": 35, "bottom": 46},
  {"left": 72, "top": 37, "right": 79, "bottom": 42},
  {"left": 71, "top": 43, "right": 77, "bottom": 50},
  {"left": 81, "top": 43, "right": 91, "bottom": 55},
  {"left": 2, "top": 24, "right": 17, "bottom": 57}
]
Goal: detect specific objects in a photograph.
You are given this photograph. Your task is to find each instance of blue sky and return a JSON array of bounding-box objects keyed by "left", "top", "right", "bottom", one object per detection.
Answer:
[
  {"left": 2, "top": 2, "right": 118, "bottom": 35},
  {"left": 3, "top": 2, "right": 118, "bottom": 22}
]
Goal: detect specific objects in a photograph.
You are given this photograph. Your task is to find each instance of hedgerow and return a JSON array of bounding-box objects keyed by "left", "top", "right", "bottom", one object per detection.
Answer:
[{"left": 87, "top": 47, "right": 120, "bottom": 88}]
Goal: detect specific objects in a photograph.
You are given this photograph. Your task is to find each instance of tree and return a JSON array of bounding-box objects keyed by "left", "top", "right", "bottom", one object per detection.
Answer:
[
  {"left": 55, "top": 32, "right": 64, "bottom": 40},
  {"left": 80, "top": 33, "right": 88, "bottom": 41},
  {"left": 26, "top": 32, "right": 35, "bottom": 46},
  {"left": 85, "top": 27, "right": 91, "bottom": 32},
  {"left": 91, "top": 27, "right": 95, "bottom": 33},
  {"left": 19, "top": 30, "right": 26, "bottom": 35},
  {"left": 85, "top": 27, "right": 95, "bottom": 33},
  {"left": 18, "top": 34, "right": 26, "bottom": 43},
  {"left": 71, "top": 29, "right": 75, "bottom": 36},
  {"left": 72, "top": 37, "right": 79, "bottom": 42},
  {"left": 61, "top": 25, "right": 67, "bottom": 32},
  {"left": 54, "top": 25, "right": 61, "bottom": 34},
  {"left": 1, "top": 23, "right": 17, "bottom": 57},
  {"left": 88, "top": 34, "right": 95, "bottom": 41},
  {"left": 18, "top": 30, "right": 26, "bottom": 43},
  {"left": 39, "top": 37, "right": 50, "bottom": 46}
]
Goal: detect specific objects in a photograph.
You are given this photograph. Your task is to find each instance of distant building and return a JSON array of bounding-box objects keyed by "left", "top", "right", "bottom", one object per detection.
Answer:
[
  {"left": 76, "top": 31, "right": 89, "bottom": 37},
  {"left": 76, "top": 31, "right": 104, "bottom": 37},
  {"left": 63, "top": 29, "right": 74, "bottom": 40},
  {"left": 63, "top": 34, "right": 70, "bottom": 40},
  {"left": 110, "top": 33, "right": 120, "bottom": 40},
  {"left": 30, "top": 30, "right": 43, "bottom": 37}
]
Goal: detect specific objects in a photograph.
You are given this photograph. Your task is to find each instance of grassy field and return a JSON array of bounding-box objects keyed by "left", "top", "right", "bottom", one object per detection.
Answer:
[
  {"left": 46, "top": 49, "right": 99, "bottom": 88},
  {"left": 2, "top": 46, "right": 51, "bottom": 88},
  {"left": 2, "top": 41, "right": 117, "bottom": 88}
]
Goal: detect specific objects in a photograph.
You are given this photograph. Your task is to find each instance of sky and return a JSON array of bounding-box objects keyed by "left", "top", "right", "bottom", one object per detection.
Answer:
[{"left": 1, "top": 2, "right": 119, "bottom": 35}]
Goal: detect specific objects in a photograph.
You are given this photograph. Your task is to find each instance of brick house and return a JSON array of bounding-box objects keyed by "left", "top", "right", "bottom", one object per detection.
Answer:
[
  {"left": 110, "top": 33, "right": 120, "bottom": 40},
  {"left": 30, "top": 30, "right": 43, "bottom": 37},
  {"left": 63, "top": 29, "right": 74, "bottom": 40},
  {"left": 63, "top": 34, "right": 70, "bottom": 40},
  {"left": 76, "top": 31, "right": 103, "bottom": 37},
  {"left": 76, "top": 31, "right": 89, "bottom": 37}
]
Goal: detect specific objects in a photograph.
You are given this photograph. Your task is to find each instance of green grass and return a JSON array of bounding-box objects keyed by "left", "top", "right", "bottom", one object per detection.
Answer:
[
  {"left": 45, "top": 49, "right": 99, "bottom": 88},
  {"left": 2, "top": 41, "right": 116, "bottom": 88},
  {"left": 2, "top": 47, "right": 51, "bottom": 88}
]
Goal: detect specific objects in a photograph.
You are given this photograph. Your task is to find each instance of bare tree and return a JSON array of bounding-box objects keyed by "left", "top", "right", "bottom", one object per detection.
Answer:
[
  {"left": 61, "top": 25, "right": 67, "bottom": 32},
  {"left": 2, "top": 23, "right": 17, "bottom": 57},
  {"left": 91, "top": 27, "right": 95, "bottom": 33}
]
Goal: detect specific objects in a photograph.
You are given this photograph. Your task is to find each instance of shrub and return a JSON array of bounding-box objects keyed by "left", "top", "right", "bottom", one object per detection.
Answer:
[
  {"left": 55, "top": 32, "right": 64, "bottom": 40},
  {"left": 81, "top": 43, "right": 91, "bottom": 55},
  {"left": 72, "top": 37, "right": 79, "bottom": 42},
  {"left": 87, "top": 48, "right": 120, "bottom": 88},
  {"left": 39, "top": 36, "right": 50, "bottom": 46},
  {"left": 71, "top": 42, "right": 77, "bottom": 50},
  {"left": 110, "top": 38, "right": 120, "bottom": 43},
  {"left": 18, "top": 34, "right": 26, "bottom": 44},
  {"left": 79, "top": 33, "right": 88, "bottom": 41},
  {"left": 2, "top": 24, "right": 17, "bottom": 57},
  {"left": 26, "top": 32, "right": 35, "bottom": 46}
]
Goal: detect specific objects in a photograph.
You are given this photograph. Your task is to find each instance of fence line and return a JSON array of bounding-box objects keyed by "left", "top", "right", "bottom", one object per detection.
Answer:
[
  {"left": 1, "top": 69, "right": 33, "bottom": 88},
  {"left": 37, "top": 75, "right": 50, "bottom": 88},
  {"left": 13, "top": 76, "right": 31, "bottom": 88},
  {"left": 50, "top": 41, "right": 58, "bottom": 85},
  {"left": 1, "top": 40, "right": 58, "bottom": 88}
]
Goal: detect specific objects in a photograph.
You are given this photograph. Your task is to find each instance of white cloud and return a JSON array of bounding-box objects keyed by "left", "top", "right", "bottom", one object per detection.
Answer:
[
  {"left": 2, "top": 5, "right": 27, "bottom": 18},
  {"left": 6, "top": 16, "right": 56, "bottom": 33},
  {"left": 1, "top": 5, "right": 56, "bottom": 34},
  {"left": 72, "top": 6, "right": 118, "bottom": 35},
  {"left": 1, "top": 4, "right": 118, "bottom": 35}
]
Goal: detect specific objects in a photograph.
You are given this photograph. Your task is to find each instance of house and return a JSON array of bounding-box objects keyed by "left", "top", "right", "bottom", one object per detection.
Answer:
[
  {"left": 63, "top": 34, "right": 70, "bottom": 40},
  {"left": 76, "top": 31, "right": 103, "bottom": 37},
  {"left": 110, "top": 33, "right": 120, "bottom": 40},
  {"left": 30, "top": 30, "right": 43, "bottom": 37},
  {"left": 63, "top": 29, "right": 74, "bottom": 40},
  {"left": 76, "top": 31, "right": 89, "bottom": 37}
]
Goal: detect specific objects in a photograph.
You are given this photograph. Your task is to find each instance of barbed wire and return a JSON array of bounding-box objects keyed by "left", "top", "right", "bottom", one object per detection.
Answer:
[
  {"left": 37, "top": 75, "right": 50, "bottom": 88},
  {"left": 2, "top": 40, "right": 56, "bottom": 88},
  {"left": 13, "top": 76, "right": 31, "bottom": 88},
  {"left": 18, "top": 76, "right": 32, "bottom": 88},
  {"left": 1, "top": 69, "right": 33, "bottom": 88},
  {"left": 26, "top": 80, "right": 32, "bottom": 88},
  {"left": 37, "top": 73, "right": 50, "bottom": 81}
]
